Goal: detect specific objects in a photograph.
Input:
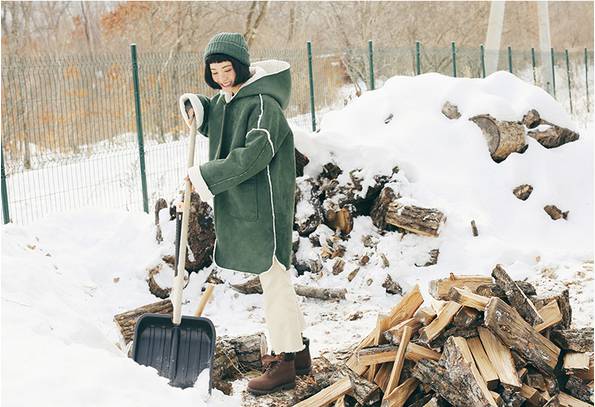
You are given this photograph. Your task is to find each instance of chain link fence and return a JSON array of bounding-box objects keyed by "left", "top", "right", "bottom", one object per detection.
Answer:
[{"left": 1, "top": 44, "right": 593, "bottom": 224}]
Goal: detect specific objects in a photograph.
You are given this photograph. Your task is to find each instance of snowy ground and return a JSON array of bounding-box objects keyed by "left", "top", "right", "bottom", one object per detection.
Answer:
[{"left": 2, "top": 71, "right": 593, "bottom": 406}]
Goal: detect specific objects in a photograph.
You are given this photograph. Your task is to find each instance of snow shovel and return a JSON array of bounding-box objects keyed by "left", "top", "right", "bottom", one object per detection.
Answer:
[{"left": 132, "top": 117, "right": 216, "bottom": 390}]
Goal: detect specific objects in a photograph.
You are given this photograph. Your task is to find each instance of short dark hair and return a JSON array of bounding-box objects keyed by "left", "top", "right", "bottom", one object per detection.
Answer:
[{"left": 204, "top": 54, "right": 251, "bottom": 90}]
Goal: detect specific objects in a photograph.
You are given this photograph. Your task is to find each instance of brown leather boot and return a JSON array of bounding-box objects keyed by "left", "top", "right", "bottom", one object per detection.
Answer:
[
  {"left": 295, "top": 337, "right": 312, "bottom": 375},
  {"left": 247, "top": 353, "right": 296, "bottom": 395}
]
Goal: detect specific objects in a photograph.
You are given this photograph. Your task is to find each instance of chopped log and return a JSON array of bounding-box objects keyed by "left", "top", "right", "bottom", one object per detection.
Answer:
[
  {"left": 295, "top": 148, "right": 310, "bottom": 177},
  {"left": 551, "top": 328, "right": 593, "bottom": 353},
  {"left": 419, "top": 301, "right": 462, "bottom": 343},
  {"left": 492, "top": 264, "right": 543, "bottom": 326},
  {"left": 430, "top": 325, "right": 479, "bottom": 350},
  {"left": 513, "top": 184, "right": 534, "bottom": 201},
  {"left": 501, "top": 385, "right": 526, "bottom": 407},
  {"left": 293, "top": 376, "right": 352, "bottom": 407},
  {"left": 415, "top": 248, "right": 440, "bottom": 267},
  {"left": 346, "top": 369, "right": 382, "bottom": 406},
  {"left": 324, "top": 203, "right": 355, "bottom": 235},
  {"left": 384, "top": 326, "right": 413, "bottom": 398},
  {"left": 532, "top": 289, "right": 571, "bottom": 329},
  {"left": 469, "top": 114, "right": 527, "bottom": 162},
  {"left": 448, "top": 287, "right": 490, "bottom": 310},
  {"left": 402, "top": 392, "right": 433, "bottom": 407},
  {"left": 385, "top": 201, "right": 446, "bottom": 237},
  {"left": 520, "top": 384, "right": 549, "bottom": 406},
  {"left": 483, "top": 298, "right": 561, "bottom": 375},
  {"left": 332, "top": 258, "right": 346, "bottom": 275},
  {"left": 544, "top": 204, "right": 569, "bottom": 220},
  {"left": 357, "top": 343, "right": 441, "bottom": 366},
  {"left": 114, "top": 299, "right": 173, "bottom": 344},
  {"left": 368, "top": 315, "right": 390, "bottom": 382},
  {"left": 453, "top": 306, "right": 482, "bottom": 328},
  {"left": 490, "top": 391, "right": 504, "bottom": 407},
  {"left": 527, "top": 125, "right": 580, "bottom": 149},
  {"left": 536, "top": 300, "right": 563, "bottom": 332},
  {"left": 383, "top": 274, "right": 403, "bottom": 295},
  {"left": 414, "top": 306, "right": 437, "bottom": 326},
  {"left": 564, "top": 352, "right": 592, "bottom": 375},
  {"left": 522, "top": 109, "right": 542, "bottom": 128},
  {"left": 477, "top": 327, "right": 522, "bottom": 389},
  {"left": 384, "top": 318, "right": 421, "bottom": 345},
  {"left": 371, "top": 186, "right": 400, "bottom": 230},
  {"left": 294, "top": 177, "right": 324, "bottom": 236},
  {"left": 374, "top": 362, "right": 393, "bottom": 393},
  {"left": 527, "top": 373, "right": 547, "bottom": 392},
  {"left": 565, "top": 376, "right": 594, "bottom": 404},
  {"left": 471, "top": 219, "right": 479, "bottom": 236},
  {"left": 558, "top": 391, "right": 593, "bottom": 407},
  {"left": 230, "top": 277, "right": 346, "bottom": 300},
  {"left": 442, "top": 101, "right": 461, "bottom": 119},
  {"left": 544, "top": 395, "right": 560, "bottom": 406},
  {"left": 429, "top": 274, "right": 493, "bottom": 300},
  {"left": 467, "top": 336, "right": 500, "bottom": 390},
  {"left": 382, "top": 377, "right": 419, "bottom": 407},
  {"left": 476, "top": 280, "right": 537, "bottom": 299}
]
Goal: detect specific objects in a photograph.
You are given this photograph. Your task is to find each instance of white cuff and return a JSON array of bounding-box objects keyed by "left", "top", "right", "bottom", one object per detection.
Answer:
[
  {"left": 188, "top": 165, "right": 214, "bottom": 207},
  {"left": 179, "top": 93, "right": 204, "bottom": 130}
]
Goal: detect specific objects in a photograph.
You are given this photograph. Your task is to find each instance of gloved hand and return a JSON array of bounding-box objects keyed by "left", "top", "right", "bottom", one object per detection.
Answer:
[{"left": 179, "top": 94, "right": 204, "bottom": 129}]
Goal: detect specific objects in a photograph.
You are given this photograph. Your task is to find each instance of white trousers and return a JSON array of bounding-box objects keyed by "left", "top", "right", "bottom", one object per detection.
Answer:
[{"left": 259, "top": 256, "right": 307, "bottom": 353}]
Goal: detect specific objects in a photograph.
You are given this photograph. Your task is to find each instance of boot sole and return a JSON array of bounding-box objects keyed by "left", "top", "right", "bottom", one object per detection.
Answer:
[{"left": 247, "top": 381, "right": 296, "bottom": 396}]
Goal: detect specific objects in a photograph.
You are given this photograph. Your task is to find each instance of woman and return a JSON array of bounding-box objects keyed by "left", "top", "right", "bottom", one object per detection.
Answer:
[{"left": 179, "top": 32, "right": 310, "bottom": 395}]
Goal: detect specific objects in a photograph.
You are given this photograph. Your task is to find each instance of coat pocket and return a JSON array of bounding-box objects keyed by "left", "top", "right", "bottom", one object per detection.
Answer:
[{"left": 225, "top": 178, "right": 258, "bottom": 221}]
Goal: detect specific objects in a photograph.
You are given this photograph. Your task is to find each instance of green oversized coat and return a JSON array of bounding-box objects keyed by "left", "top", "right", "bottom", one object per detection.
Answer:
[{"left": 182, "top": 60, "right": 295, "bottom": 274}]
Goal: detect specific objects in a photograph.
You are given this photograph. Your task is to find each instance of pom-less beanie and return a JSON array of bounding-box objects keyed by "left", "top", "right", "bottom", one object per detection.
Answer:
[{"left": 203, "top": 32, "right": 250, "bottom": 66}]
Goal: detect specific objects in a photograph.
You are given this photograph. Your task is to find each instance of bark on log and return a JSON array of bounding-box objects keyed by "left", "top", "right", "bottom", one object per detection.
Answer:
[
  {"left": 469, "top": 114, "right": 527, "bottom": 162},
  {"left": 565, "top": 376, "right": 594, "bottom": 404},
  {"left": 492, "top": 264, "right": 543, "bottom": 326},
  {"left": 181, "top": 192, "right": 215, "bottom": 272},
  {"left": 147, "top": 264, "right": 172, "bottom": 299},
  {"left": 551, "top": 328, "right": 594, "bottom": 353},
  {"left": 294, "top": 176, "right": 324, "bottom": 236},
  {"left": 483, "top": 298, "right": 561, "bottom": 376},
  {"left": 532, "top": 289, "right": 571, "bottom": 329},
  {"left": 513, "top": 184, "right": 534, "bottom": 201},
  {"left": 527, "top": 126, "right": 580, "bottom": 149},
  {"left": 230, "top": 277, "right": 346, "bottom": 300},
  {"left": 385, "top": 201, "right": 446, "bottom": 237},
  {"left": 430, "top": 274, "right": 493, "bottom": 300},
  {"left": 371, "top": 186, "right": 399, "bottom": 230},
  {"left": 544, "top": 204, "right": 569, "bottom": 220},
  {"left": 476, "top": 281, "right": 537, "bottom": 300},
  {"left": 295, "top": 148, "right": 310, "bottom": 177},
  {"left": 114, "top": 299, "right": 173, "bottom": 344},
  {"left": 442, "top": 101, "right": 461, "bottom": 119}
]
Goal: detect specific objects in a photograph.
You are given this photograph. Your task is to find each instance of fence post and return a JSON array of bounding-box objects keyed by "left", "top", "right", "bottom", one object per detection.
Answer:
[
  {"left": 565, "top": 49, "right": 573, "bottom": 114},
  {"left": 507, "top": 46, "right": 513, "bottom": 73},
  {"left": 451, "top": 41, "right": 457, "bottom": 77},
  {"left": 130, "top": 43, "right": 149, "bottom": 214},
  {"left": 550, "top": 47, "right": 557, "bottom": 98},
  {"left": 416, "top": 41, "right": 421, "bottom": 75},
  {"left": 531, "top": 47, "right": 537, "bottom": 84},
  {"left": 1, "top": 147, "right": 10, "bottom": 224},
  {"left": 307, "top": 41, "right": 316, "bottom": 132},
  {"left": 368, "top": 40, "right": 375, "bottom": 90},
  {"left": 480, "top": 44, "right": 486, "bottom": 78},
  {"left": 585, "top": 48, "right": 590, "bottom": 112}
]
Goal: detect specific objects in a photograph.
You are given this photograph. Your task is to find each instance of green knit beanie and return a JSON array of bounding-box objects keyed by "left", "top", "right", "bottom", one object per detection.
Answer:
[{"left": 204, "top": 32, "right": 250, "bottom": 66}]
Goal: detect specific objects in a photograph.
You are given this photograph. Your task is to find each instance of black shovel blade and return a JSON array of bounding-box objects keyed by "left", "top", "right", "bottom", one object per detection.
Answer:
[{"left": 132, "top": 313, "right": 216, "bottom": 390}]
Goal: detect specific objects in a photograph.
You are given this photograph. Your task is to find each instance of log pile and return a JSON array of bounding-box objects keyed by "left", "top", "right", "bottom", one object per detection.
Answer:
[{"left": 295, "top": 265, "right": 593, "bottom": 407}]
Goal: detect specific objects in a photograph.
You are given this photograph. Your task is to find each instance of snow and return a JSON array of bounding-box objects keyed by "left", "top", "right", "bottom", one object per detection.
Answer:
[{"left": 2, "top": 71, "right": 593, "bottom": 405}]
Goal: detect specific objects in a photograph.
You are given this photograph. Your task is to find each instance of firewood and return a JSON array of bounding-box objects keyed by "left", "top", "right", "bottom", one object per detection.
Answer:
[
  {"left": 385, "top": 201, "right": 446, "bottom": 237},
  {"left": 520, "top": 384, "right": 548, "bottom": 406},
  {"left": 527, "top": 125, "right": 580, "bottom": 149},
  {"left": 467, "top": 336, "right": 499, "bottom": 390},
  {"left": 501, "top": 385, "right": 526, "bottom": 407},
  {"left": 382, "top": 377, "right": 419, "bottom": 407},
  {"left": 383, "top": 274, "right": 403, "bottom": 295},
  {"left": 490, "top": 391, "right": 504, "bottom": 407},
  {"left": 442, "top": 101, "right": 461, "bottom": 119},
  {"left": 448, "top": 287, "right": 490, "bottom": 310},
  {"left": 513, "top": 184, "right": 534, "bottom": 201},
  {"left": 414, "top": 306, "right": 437, "bottom": 326},
  {"left": 374, "top": 362, "right": 393, "bottom": 393},
  {"left": 452, "top": 306, "right": 482, "bottom": 328},
  {"left": 346, "top": 369, "right": 382, "bottom": 406},
  {"left": 294, "top": 176, "right": 323, "bottom": 236},
  {"left": 368, "top": 315, "right": 390, "bottom": 382},
  {"left": 114, "top": 299, "right": 173, "bottom": 344},
  {"left": 324, "top": 203, "right": 355, "bottom": 235},
  {"left": 357, "top": 343, "right": 441, "bottom": 366},
  {"left": 522, "top": 109, "right": 543, "bottom": 128},
  {"left": 383, "top": 318, "right": 421, "bottom": 345},
  {"left": 551, "top": 328, "right": 593, "bottom": 353},
  {"left": 477, "top": 327, "right": 522, "bottom": 389},
  {"left": 564, "top": 376, "right": 594, "bottom": 404},
  {"left": 531, "top": 289, "right": 571, "bottom": 329},
  {"left": 293, "top": 376, "right": 352, "bottom": 407},
  {"left": 476, "top": 280, "right": 537, "bottom": 299},
  {"left": 147, "top": 264, "right": 172, "bottom": 299},
  {"left": 384, "top": 326, "right": 413, "bottom": 398},
  {"left": 527, "top": 373, "right": 547, "bottom": 392},
  {"left": 418, "top": 301, "right": 462, "bottom": 343},
  {"left": 563, "top": 353, "right": 592, "bottom": 375},
  {"left": 230, "top": 277, "right": 346, "bottom": 300},
  {"left": 558, "top": 391, "right": 593, "bottom": 407},
  {"left": 544, "top": 204, "right": 569, "bottom": 220},
  {"left": 471, "top": 219, "right": 479, "bottom": 236},
  {"left": 429, "top": 274, "right": 493, "bottom": 300},
  {"left": 483, "top": 298, "right": 560, "bottom": 376},
  {"left": 492, "top": 264, "right": 543, "bottom": 326},
  {"left": 536, "top": 300, "right": 563, "bottom": 332},
  {"left": 469, "top": 114, "right": 527, "bottom": 162},
  {"left": 544, "top": 394, "right": 560, "bottom": 406}
]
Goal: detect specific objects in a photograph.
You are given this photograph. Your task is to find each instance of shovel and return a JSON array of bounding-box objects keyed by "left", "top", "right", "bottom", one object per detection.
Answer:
[{"left": 132, "top": 117, "right": 217, "bottom": 390}]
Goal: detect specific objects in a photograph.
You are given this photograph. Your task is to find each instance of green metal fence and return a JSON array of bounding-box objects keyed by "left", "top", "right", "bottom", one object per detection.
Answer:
[{"left": 1, "top": 42, "right": 593, "bottom": 224}]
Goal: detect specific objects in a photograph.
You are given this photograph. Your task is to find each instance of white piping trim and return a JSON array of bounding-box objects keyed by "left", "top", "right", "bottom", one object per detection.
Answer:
[{"left": 179, "top": 93, "right": 204, "bottom": 130}]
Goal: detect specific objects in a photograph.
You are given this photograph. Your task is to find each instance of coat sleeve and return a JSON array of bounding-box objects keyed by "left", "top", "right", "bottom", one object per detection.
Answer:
[
  {"left": 188, "top": 95, "right": 288, "bottom": 199},
  {"left": 179, "top": 93, "right": 211, "bottom": 136}
]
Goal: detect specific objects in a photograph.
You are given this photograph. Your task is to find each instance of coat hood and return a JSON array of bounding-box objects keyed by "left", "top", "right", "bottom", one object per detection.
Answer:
[{"left": 223, "top": 60, "right": 291, "bottom": 110}]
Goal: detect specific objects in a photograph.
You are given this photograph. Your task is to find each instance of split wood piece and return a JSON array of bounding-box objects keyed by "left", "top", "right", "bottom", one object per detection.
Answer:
[
  {"left": 114, "top": 299, "right": 173, "bottom": 344},
  {"left": 520, "top": 384, "right": 549, "bottom": 406},
  {"left": 490, "top": 391, "right": 504, "bottom": 407},
  {"left": 384, "top": 318, "right": 421, "bottom": 345},
  {"left": 563, "top": 352, "right": 592, "bottom": 375},
  {"left": 422, "top": 398, "right": 440, "bottom": 407},
  {"left": 527, "top": 373, "right": 547, "bottom": 392},
  {"left": 477, "top": 326, "right": 522, "bottom": 389},
  {"left": 544, "top": 395, "right": 560, "bottom": 406},
  {"left": 374, "top": 362, "right": 393, "bottom": 393},
  {"left": 382, "top": 377, "right": 419, "bottom": 407},
  {"left": 501, "top": 385, "right": 526, "bottom": 406},
  {"left": 453, "top": 306, "right": 482, "bottom": 328},
  {"left": 527, "top": 126, "right": 580, "bottom": 149},
  {"left": 513, "top": 184, "right": 534, "bottom": 201},
  {"left": 385, "top": 201, "right": 446, "bottom": 237},
  {"left": 404, "top": 393, "right": 433, "bottom": 407},
  {"left": 467, "top": 336, "right": 499, "bottom": 390},
  {"left": 430, "top": 298, "right": 447, "bottom": 314},
  {"left": 469, "top": 114, "right": 527, "bottom": 162},
  {"left": 558, "top": 391, "right": 593, "bottom": 407},
  {"left": 293, "top": 376, "right": 352, "bottom": 407},
  {"left": 414, "top": 306, "right": 437, "bottom": 326},
  {"left": 346, "top": 369, "right": 382, "bottom": 406},
  {"left": 384, "top": 326, "right": 414, "bottom": 399},
  {"left": 535, "top": 300, "right": 563, "bottom": 332},
  {"left": 448, "top": 287, "right": 490, "bottom": 310},
  {"left": 419, "top": 301, "right": 462, "bottom": 344},
  {"left": 484, "top": 298, "right": 561, "bottom": 376},
  {"left": 347, "top": 285, "right": 423, "bottom": 374},
  {"left": 565, "top": 376, "right": 594, "bottom": 404},
  {"left": 324, "top": 204, "right": 354, "bottom": 235},
  {"left": 492, "top": 264, "right": 543, "bottom": 326},
  {"left": 230, "top": 277, "right": 346, "bottom": 300},
  {"left": 544, "top": 204, "right": 569, "bottom": 220},
  {"left": 357, "top": 343, "right": 441, "bottom": 366},
  {"left": 429, "top": 274, "right": 493, "bottom": 300},
  {"left": 551, "top": 328, "right": 593, "bottom": 353},
  {"left": 476, "top": 280, "right": 537, "bottom": 299},
  {"left": 368, "top": 315, "right": 391, "bottom": 382}
]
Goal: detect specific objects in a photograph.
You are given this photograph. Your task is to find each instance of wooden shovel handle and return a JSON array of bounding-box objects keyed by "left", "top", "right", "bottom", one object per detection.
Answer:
[{"left": 194, "top": 283, "right": 214, "bottom": 317}]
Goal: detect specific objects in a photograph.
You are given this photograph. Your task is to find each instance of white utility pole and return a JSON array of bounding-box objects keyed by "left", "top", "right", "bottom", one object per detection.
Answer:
[
  {"left": 485, "top": 1, "right": 506, "bottom": 75},
  {"left": 537, "top": 1, "right": 554, "bottom": 94}
]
